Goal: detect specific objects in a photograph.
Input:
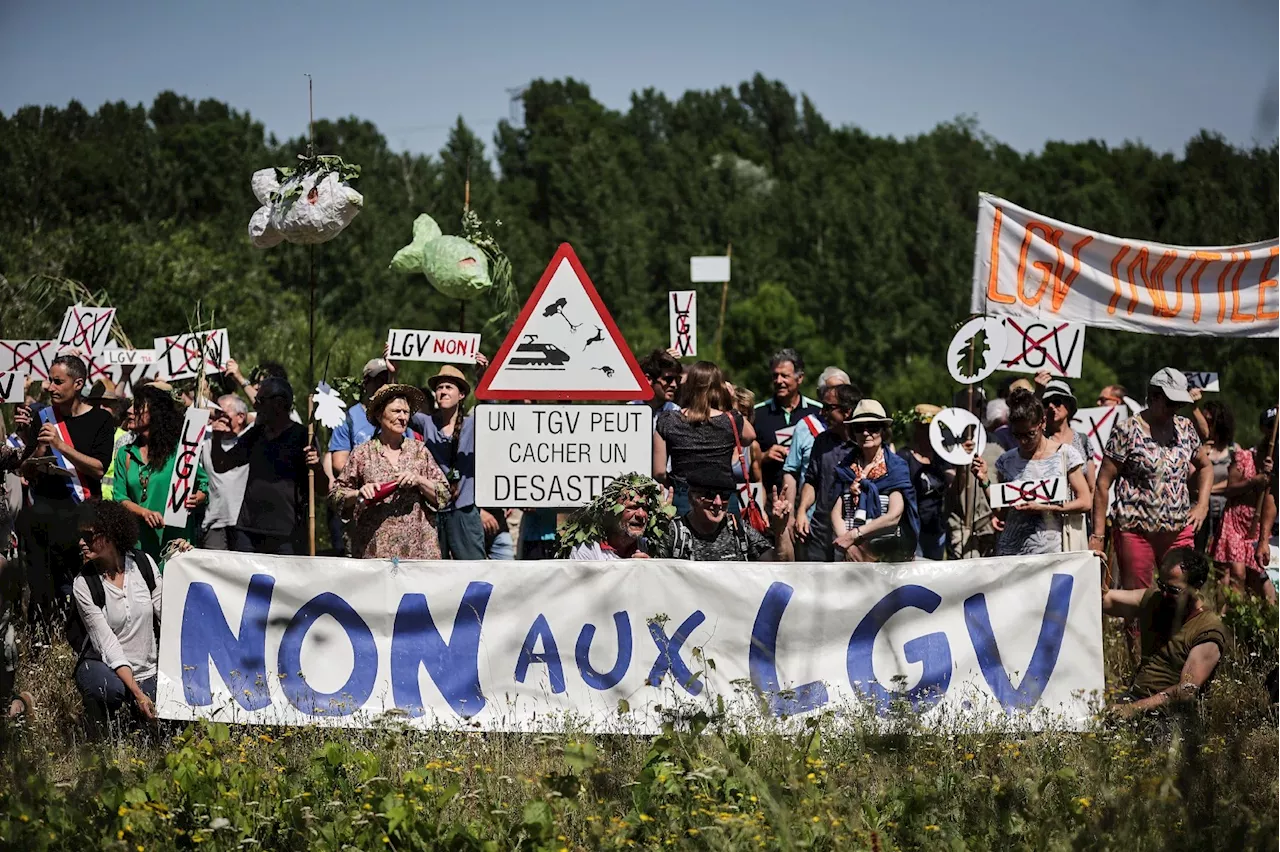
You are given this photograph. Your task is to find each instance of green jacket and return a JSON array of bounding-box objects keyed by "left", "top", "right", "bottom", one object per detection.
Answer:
[{"left": 110, "top": 442, "right": 209, "bottom": 562}]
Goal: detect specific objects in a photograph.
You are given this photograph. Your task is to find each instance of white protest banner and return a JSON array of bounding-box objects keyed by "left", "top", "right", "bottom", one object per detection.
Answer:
[
  {"left": 668, "top": 291, "right": 697, "bottom": 357},
  {"left": 0, "top": 340, "right": 57, "bottom": 381},
  {"left": 162, "top": 408, "right": 210, "bottom": 528},
  {"left": 1182, "top": 371, "right": 1219, "bottom": 392},
  {"left": 988, "top": 476, "right": 1068, "bottom": 509},
  {"left": 1071, "top": 405, "right": 1128, "bottom": 466},
  {"left": 473, "top": 404, "right": 652, "bottom": 507},
  {"left": 690, "top": 255, "right": 731, "bottom": 283},
  {"left": 111, "top": 361, "right": 169, "bottom": 399},
  {"left": 0, "top": 372, "right": 25, "bottom": 404},
  {"left": 157, "top": 550, "right": 1104, "bottom": 733},
  {"left": 972, "top": 192, "right": 1279, "bottom": 338},
  {"left": 386, "top": 329, "right": 481, "bottom": 364},
  {"left": 100, "top": 348, "right": 158, "bottom": 366},
  {"left": 56, "top": 305, "right": 116, "bottom": 356},
  {"left": 155, "top": 329, "right": 229, "bottom": 380},
  {"left": 999, "top": 319, "right": 1085, "bottom": 379}
]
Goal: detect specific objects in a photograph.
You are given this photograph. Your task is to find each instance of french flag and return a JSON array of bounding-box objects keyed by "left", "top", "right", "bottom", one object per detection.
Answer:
[
  {"left": 799, "top": 413, "right": 826, "bottom": 437},
  {"left": 38, "top": 407, "right": 90, "bottom": 502}
]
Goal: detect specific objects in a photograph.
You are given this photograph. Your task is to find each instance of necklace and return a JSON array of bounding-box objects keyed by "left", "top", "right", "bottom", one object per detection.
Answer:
[{"left": 139, "top": 463, "right": 153, "bottom": 502}]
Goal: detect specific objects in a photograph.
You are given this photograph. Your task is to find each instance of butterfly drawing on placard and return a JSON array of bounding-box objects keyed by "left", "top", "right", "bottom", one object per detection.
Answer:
[{"left": 938, "top": 420, "right": 977, "bottom": 451}]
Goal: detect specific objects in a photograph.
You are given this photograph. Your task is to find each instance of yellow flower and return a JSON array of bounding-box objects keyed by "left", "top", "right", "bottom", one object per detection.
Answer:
[
  {"left": 1076, "top": 797, "right": 1092, "bottom": 808},
  {"left": 964, "top": 753, "right": 975, "bottom": 760},
  {"left": 382, "top": 837, "right": 390, "bottom": 845},
  {"left": 925, "top": 824, "right": 940, "bottom": 831},
  {"left": 118, "top": 805, "right": 129, "bottom": 816},
  {"left": 19, "top": 815, "right": 29, "bottom": 823},
  {"left": 687, "top": 828, "right": 700, "bottom": 836}
]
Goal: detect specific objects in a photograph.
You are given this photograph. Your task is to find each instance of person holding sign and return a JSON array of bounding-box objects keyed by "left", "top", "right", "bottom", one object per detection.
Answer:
[
  {"left": 333, "top": 385, "right": 451, "bottom": 560},
  {"left": 212, "top": 377, "right": 323, "bottom": 555},
  {"left": 1093, "top": 369, "right": 1213, "bottom": 616},
  {"left": 410, "top": 365, "right": 492, "bottom": 560},
  {"left": 13, "top": 355, "right": 116, "bottom": 636},
  {"left": 972, "top": 389, "right": 1091, "bottom": 556},
  {"left": 110, "top": 385, "right": 208, "bottom": 561}
]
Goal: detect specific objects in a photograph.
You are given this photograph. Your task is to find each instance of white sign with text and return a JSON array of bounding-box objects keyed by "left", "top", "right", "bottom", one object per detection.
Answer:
[
  {"left": 386, "top": 329, "right": 481, "bottom": 364},
  {"left": 163, "top": 408, "right": 211, "bottom": 527},
  {"left": 474, "top": 404, "right": 652, "bottom": 507},
  {"left": 668, "top": 291, "right": 697, "bottom": 357}
]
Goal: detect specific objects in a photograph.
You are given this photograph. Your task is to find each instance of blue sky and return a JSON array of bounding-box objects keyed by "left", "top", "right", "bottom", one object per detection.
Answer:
[{"left": 2, "top": 0, "right": 1276, "bottom": 158}]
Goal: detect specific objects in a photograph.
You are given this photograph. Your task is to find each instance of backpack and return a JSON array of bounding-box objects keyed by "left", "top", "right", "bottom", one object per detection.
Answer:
[
  {"left": 72, "top": 550, "right": 160, "bottom": 662},
  {"left": 668, "top": 514, "right": 752, "bottom": 562}
]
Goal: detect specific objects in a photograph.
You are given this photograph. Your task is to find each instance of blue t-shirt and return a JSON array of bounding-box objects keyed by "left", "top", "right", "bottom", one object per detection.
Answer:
[
  {"left": 328, "top": 403, "right": 375, "bottom": 453},
  {"left": 411, "top": 411, "right": 476, "bottom": 509}
]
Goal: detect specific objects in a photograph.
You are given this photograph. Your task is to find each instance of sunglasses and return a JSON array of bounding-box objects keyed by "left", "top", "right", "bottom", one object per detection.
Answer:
[
  {"left": 692, "top": 489, "right": 733, "bottom": 504},
  {"left": 649, "top": 373, "right": 681, "bottom": 385},
  {"left": 78, "top": 527, "right": 100, "bottom": 542},
  {"left": 821, "top": 403, "right": 849, "bottom": 413},
  {"left": 850, "top": 423, "right": 881, "bottom": 434},
  {"left": 1011, "top": 428, "right": 1040, "bottom": 441}
]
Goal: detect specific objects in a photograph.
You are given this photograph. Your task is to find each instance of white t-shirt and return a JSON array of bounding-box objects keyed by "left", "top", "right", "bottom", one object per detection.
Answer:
[
  {"left": 201, "top": 431, "right": 250, "bottom": 532},
  {"left": 994, "top": 443, "right": 1085, "bottom": 556},
  {"left": 72, "top": 554, "right": 163, "bottom": 679},
  {"left": 569, "top": 542, "right": 624, "bottom": 561}
]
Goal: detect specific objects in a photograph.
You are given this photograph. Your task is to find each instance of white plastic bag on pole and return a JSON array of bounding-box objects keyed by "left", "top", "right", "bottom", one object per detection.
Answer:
[{"left": 248, "top": 166, "right": 363, "bottom": 248}]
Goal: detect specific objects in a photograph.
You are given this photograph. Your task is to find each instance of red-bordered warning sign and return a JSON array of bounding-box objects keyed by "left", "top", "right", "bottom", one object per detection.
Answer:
[{"left": 476, "top": 244, "right": 649, "bottom": 401}]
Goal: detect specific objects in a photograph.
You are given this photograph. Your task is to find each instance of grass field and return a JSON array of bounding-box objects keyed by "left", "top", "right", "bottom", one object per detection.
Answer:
[{"left": 1, "top": 597, "right": 1276, "bottom": 851}]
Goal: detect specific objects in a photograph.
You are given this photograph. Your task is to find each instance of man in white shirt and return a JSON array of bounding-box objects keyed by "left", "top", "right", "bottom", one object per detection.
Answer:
[{"left": 200, "top": 394, "right": 250, "bottom": 550}]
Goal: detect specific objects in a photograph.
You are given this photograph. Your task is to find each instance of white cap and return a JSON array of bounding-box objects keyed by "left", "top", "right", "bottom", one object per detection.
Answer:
[{"left": 1148, "top": 367, "right": 1193, "bottom": 404}]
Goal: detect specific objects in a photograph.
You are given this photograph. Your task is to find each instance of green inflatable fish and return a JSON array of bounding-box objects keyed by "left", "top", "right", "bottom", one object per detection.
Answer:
[{"left": 390, "top": 214, "right": 492, "bottom": 300}]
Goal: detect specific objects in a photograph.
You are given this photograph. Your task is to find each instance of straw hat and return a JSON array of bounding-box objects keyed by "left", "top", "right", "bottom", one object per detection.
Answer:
[
  {"left": 848, "top": 399, "right": 892, "bottom": 425},
  {"left": 367, "top": 383, "right": 427, "bottom": 424},
  {"left": 427, "top": 364, "right": 471, "bottom": 398},
  {"left": 913, "top": 403, "right": 942, "bottom": 423}
]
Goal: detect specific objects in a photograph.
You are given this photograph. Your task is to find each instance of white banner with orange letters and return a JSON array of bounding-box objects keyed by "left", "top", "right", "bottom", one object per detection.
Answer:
[{"left": 970, "top": 193, "right": 1279, "bottom": 338}]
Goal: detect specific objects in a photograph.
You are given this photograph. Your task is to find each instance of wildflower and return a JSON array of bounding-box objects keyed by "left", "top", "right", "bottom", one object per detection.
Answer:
[
  {"left": 19, "top": 815, "right": 29, "bottom": 823},
  {"left": 925, "top": 824, "right": 940, "bottom": 831},
  {"left": 1076, "top": 797, "right": 1092, "bottom": 809},
  {"left": 964, "top": 753, "right": 975, "bottom": 760},
  {"left": 687, "top": 828, "right": 700, "bottom": 836},
  {"left": 382, "top": 837, "right": 390, "bottom": 845},
  {"left": 118, "top": 804, "right": 129, "bottom": 816}
]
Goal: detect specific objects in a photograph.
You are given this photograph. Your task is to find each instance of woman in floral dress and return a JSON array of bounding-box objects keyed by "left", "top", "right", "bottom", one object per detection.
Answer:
[
  {"left": 1211, "top": 407, "right": 1277, "bottom": 605},
  {"left": 332, "top": 385, "right": 451, "bottom": 559}
]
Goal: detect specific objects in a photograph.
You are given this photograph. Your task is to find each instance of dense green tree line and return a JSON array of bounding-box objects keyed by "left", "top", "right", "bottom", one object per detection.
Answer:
[{"left": 1, "top": 77, "right": 1275, "bottom": 439}]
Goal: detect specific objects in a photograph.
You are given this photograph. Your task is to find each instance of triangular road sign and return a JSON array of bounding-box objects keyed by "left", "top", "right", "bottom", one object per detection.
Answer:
[{"left": 476, "top": 243, "right": 649, "bottom": 401}]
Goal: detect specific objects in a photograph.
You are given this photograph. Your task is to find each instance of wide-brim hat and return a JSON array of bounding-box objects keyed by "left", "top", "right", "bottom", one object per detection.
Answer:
[
  {"left": 367, "top": 383, "right": 426, "bottom": 424},
  {"left": 913, "top": 403, "right": 942, "bottom": 423},
  {"left": 848, "top": 399, "right": 892, "bottom": 425},
  {"left": 427, "top": 365, "right": 471, "bottom": 398},
  {"left": 1041, "top": 378, "right": 1078, "bottom": 412}
]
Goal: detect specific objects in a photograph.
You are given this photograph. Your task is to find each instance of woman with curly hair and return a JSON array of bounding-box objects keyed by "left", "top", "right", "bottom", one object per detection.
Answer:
[
  {"left": 72, "top": 499, "right": 166, "bottom": 729},
  {"left": 111, "top": 384, "right": 208, "bottom": 561}
]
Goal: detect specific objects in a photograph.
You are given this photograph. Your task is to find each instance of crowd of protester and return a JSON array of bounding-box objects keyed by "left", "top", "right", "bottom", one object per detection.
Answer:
[{"left": 0, "top": 344, "right": 1275, "bottom": 730}]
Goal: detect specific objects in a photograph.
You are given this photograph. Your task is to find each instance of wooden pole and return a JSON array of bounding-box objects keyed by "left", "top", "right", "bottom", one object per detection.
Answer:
[
  {"left": 962, "top": 332, "right": 979, "bottom": 556},
  {"left": 1250, "top": 410, "right": 1279, "bottom": 537},
  {"left": 305, "top": 74, "right": 317, "bottom": 557},
  {"left": 714, "top": 242, "right": 732, "bottom": 359}
]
